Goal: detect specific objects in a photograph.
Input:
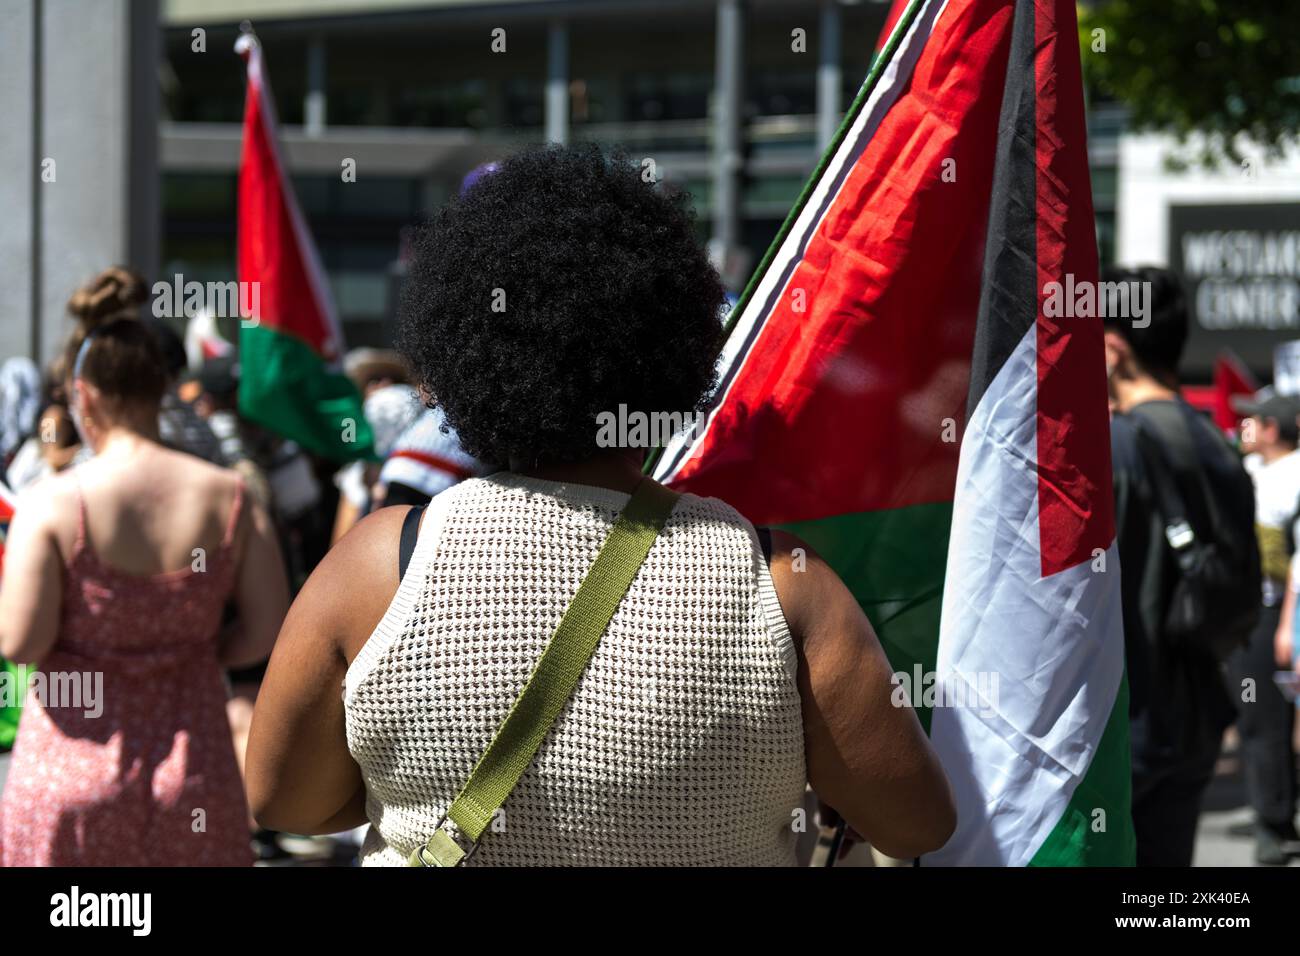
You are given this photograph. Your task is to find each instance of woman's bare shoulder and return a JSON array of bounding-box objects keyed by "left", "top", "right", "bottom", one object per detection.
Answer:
[
  {"left": 13, "top": 468, "right": 78, "bottom": 526},
  {"left": 293, "top": 504, "right": 410, "bottom": 661},
  {"left": 329, "top": 504, "right": 409, "bottom": 579},
  {"left": 764, "top": 529, "right": 850, "bottom": 639}
]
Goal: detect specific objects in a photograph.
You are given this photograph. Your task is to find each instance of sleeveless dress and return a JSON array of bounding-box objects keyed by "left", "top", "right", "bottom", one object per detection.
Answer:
[
  {"left": 345, "top": 473, "right": 807, "bottom": 866},
  {"left": 0, "top": 479, "right": 253, "bottom": 866}
]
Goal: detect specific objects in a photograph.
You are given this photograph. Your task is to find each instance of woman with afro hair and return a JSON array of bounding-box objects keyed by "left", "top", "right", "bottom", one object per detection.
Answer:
[{"left": 247, "top": 144, "right": 955, "bottom": 866}]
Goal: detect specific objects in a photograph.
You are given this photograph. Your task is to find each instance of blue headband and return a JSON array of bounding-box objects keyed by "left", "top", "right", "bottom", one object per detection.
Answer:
[{"left": 72, "top": 330, "right": 97, "bottom": 382}]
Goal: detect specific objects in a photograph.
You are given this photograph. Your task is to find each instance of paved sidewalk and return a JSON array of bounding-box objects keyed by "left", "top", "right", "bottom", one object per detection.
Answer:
[{"left": 1193, "top": 738, "right": 1296, "bottom": 867}]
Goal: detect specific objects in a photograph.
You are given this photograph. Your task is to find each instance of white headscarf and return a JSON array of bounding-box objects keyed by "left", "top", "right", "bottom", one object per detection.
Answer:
[
  {"left": 0, "top": 357, "right": 41, "bottom": 461},
  {"left": 364, "top": 384, "right": 425, "bottom": 460}
]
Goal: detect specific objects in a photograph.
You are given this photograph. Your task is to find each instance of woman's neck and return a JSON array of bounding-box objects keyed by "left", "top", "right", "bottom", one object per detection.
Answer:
[
  {"left": 1113, "top": 375, "right": 1179, "bottom": 415},
  {"left": 91, "top": 412, "right": 161, "bottom": 458},
  {"left": 514, "top": 451, "right": 648, "bottom": 494}
]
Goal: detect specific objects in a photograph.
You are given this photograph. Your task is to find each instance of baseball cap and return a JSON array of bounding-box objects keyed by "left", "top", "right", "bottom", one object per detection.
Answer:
[{"left": 1231, "top": 387, "right": 1300, "bottom": 422}]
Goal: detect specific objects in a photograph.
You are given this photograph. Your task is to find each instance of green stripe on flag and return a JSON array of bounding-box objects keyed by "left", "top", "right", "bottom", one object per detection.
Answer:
[
  {"left": 780, "top": 503, "right": 1136, "bottom": 865},
  {"left": 1030, "top": 671, "right": 1137, "bottom": 866},
  {"left": 0, "top": 661, "right": 32, "bottom": 749},
  {"left": 777, "top": 501, "right": 951, "bottom": 733},
  {"left": 239, "top": 323, "right": 375, "bottom": 463}
]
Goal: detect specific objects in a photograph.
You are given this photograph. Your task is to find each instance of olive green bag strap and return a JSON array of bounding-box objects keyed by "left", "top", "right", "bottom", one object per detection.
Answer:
[{"left": 409, "top": 478, "right": 680, "bottom": 867}]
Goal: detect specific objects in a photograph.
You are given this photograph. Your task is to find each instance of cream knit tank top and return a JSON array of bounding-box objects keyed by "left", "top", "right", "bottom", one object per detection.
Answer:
[{"left": 344, "top": 472, "right": 806, "bottom": 866}]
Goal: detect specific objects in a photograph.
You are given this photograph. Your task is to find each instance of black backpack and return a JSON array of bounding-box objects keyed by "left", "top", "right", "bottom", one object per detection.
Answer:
[{"left": 1130, "top": 410, "right": 1260, "bottom": 661}]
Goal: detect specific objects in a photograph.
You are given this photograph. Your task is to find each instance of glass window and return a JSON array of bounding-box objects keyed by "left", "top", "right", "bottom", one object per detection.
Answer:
[
  {"left": 504, "top": 76, "right": 545, "bottom": 129},
  {"left": 624, "top": 73, "right": 711, "bottom": 122},
  {"left": 393, "top": 80, "right": 489, "bottom": 128},
  {"left": 749, "top": 70, "right": 816, "bottom": 117},
  {"left": 162, "top": 173, "right": 424, "bottom": 328}
]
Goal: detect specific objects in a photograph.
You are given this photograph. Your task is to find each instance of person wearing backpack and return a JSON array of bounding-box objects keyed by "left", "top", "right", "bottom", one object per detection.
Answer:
[
  {"left": 1103, "top": 267, "right": 1261, "bottom": 867},
  {"left": 1232, "top": 388, "right": 1300, "bottom": 864}
]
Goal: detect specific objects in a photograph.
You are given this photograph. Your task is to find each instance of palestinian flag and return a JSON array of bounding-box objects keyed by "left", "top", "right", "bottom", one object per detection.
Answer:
[
  {"left": 1212, "top": 351, "right": 1256, "bottom": 434},
  {"left": 652, "top": 0, "right": 1133, "bottom": 865},
  {"left": 0, "top": 482, "right": 30, "bottom": 749},
  {"left": 235, "top": 32, "right": 373, "bottom": 462},
  {"left": 0, "top": 480, "right": 13, "bottom": 577}
]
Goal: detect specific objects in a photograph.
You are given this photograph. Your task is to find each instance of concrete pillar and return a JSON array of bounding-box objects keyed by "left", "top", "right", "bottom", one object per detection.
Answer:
[
  {"left": 710, "top": 0, "right": 745, "bottom": 283},
  {"left": 545, "top": 21, "right": 569, "bottom": 146},
  {"left": 817, "top": 0, "right": 843, "bottom": 152},
  {"left": 0, "top": 0, "right": 160, "bottom": 366},
  {"left": 0, "top": 0, "right": 37, "bottom": 363},
  {"left": 305, "top": 32, "right": 327, "bottom": 137}
]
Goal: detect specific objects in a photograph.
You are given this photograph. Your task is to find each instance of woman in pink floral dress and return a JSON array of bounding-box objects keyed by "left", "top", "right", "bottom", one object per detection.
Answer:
[{"left": 0, "top": 269, "right": 289, "bottom": 865}]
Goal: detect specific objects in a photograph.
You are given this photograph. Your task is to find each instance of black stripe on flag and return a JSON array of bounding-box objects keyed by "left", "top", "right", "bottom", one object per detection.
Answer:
[{"left": 966, "top": 0, "right": 1037, "bottom": 418}]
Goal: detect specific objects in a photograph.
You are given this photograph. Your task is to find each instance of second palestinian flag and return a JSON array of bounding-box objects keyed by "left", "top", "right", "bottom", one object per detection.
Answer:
[{"left": 235, "top": 32, "right": 374, "bottom": 462}]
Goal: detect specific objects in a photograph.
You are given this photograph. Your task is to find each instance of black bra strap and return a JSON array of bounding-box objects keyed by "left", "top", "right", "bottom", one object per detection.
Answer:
[
  {"left": 756, "top": 526, "right": 773, "bottom": 567},
  {"left": 398, "top": 504, "right": 426, "bottom": 580}
]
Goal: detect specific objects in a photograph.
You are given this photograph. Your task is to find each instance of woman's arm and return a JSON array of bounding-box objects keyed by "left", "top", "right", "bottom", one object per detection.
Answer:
[
  {"left": 767, "top": 530, "right": 957, "bottom": 860},
  {"left": 0, "top": 485, "right": 65, "bottom": 664},
  {"left": 245, "top": 505, "right": 409, "bottom": 834},
  {"left": 219, "top": 497, "right": 290, "bottom": 669},
  {"left": 1277, "top": 557, "right": 1297, "bottom": 670}
]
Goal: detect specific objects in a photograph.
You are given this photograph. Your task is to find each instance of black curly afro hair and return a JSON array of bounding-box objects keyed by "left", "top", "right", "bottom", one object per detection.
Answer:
[{"left": 397, "top": 143, "right": 726, "bottom": 467}]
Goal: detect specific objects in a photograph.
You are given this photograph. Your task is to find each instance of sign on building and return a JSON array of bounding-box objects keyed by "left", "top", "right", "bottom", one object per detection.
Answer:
[{"left": 1169, "top": 202, "right": 1300, "bottom": 379}]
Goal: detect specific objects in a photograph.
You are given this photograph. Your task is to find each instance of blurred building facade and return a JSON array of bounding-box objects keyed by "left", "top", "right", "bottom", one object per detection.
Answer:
[
  {"left": 159, "top": 0, "right": 1128, "bottom": 351},
  {"left": 5, "top": 0, "right": 1133, "bottom": 368},
  {"left": 1117, "top": 133, "right": 1300, "bottom": 382},
  {"left": 160, "top": 0, "right": 890, "bottom": 347}
]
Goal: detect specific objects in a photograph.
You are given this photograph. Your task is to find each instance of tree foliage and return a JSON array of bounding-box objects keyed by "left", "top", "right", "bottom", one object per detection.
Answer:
[{"left": 1080, "top": 0, "right": 1300, "bottom": 166}]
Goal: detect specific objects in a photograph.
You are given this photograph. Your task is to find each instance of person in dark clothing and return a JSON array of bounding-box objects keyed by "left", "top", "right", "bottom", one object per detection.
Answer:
[
  {"left": 1103, "top": 266, "right": 1261, "bottom": 866},
  {"left": 1230, "top": 388, "right": 1300, "bottom": 864}
]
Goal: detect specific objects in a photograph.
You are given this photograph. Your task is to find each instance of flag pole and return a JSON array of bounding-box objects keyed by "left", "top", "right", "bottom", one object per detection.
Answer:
[
  {"left": 235, "top": 20, "right": 259, "bottom": 61},
  {"left": 822, "top": 819, "right": 847, "bottom": 867}
]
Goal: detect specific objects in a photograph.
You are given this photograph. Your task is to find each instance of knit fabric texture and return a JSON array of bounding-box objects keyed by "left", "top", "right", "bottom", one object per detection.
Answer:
[{"left": 344, "top": 472, "right": 806, "bottom": 866}]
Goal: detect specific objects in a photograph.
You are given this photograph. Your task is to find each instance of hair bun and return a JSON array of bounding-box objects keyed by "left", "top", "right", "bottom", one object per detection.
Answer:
[{"left": 67, "top": 266, "right": 148, "bottom": 331}]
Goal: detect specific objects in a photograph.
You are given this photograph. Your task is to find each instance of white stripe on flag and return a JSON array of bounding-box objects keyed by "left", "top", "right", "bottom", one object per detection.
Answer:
[{"left": 923, "top": 323, "right": 1124, "bottom": 866}]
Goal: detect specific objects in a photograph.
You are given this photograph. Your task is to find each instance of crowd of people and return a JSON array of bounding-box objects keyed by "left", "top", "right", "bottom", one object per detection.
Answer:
[
  {"left": 1105, "top": 266, "right": 1299, "bottom": 866},
  {"left": 0, "top": 143, "right": 1293, "bottom": 867}
]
